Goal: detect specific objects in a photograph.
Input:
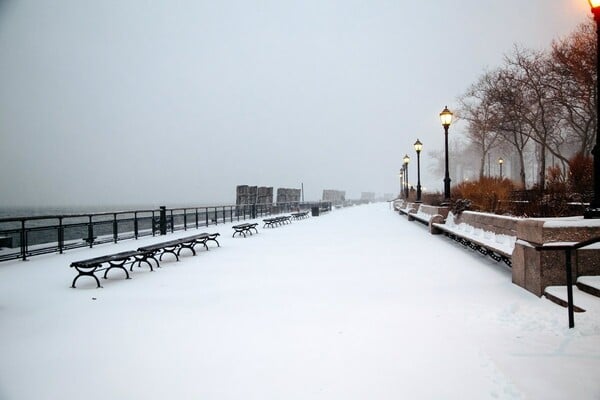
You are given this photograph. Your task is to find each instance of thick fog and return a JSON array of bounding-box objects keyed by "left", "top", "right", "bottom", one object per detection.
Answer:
[{"left": 0, "top": 0, "right": 588, "bottom": 208}]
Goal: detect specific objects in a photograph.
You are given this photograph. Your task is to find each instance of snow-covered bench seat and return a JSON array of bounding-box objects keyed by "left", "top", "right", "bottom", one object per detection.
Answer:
[
  {"left": 70, "top": 250, "right": 148, "bottom": 288},
  {"left": 137, "top": 233, "right": 220, "bottom": 263},
  {"left": 432, "top": 222, "right": 512, "bottom": 266},
  {"left": 263, "top": 216, "right": 291, "bottom": 228},
  {"left": 431, "top": 211, "right": 518, "bottom": 268},
  {"left": 291, "top": 211, "right": 309, "bottom": 220},
  {"left": 71, "top": 233, "right": 221, "bottom": 288},
  {"left": 232, "top": 223, "right": 259, "bottom": 237}
]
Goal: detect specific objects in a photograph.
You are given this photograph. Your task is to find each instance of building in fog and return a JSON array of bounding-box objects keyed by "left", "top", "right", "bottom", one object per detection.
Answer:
[
  {"left": 236, "top": 185, "right": 274, "bottom": 205},
  {"left": 360, "top": 192, "right": 375, "bottom": 202},
  {"left": 322, "top": 189, "right": 345, "bottom": 205},
  {"left": 257, "top": 187, "right": 274, "bottom": 204},
  {"left": 276, "top": 188, "right": 301, "bottom": 204}
]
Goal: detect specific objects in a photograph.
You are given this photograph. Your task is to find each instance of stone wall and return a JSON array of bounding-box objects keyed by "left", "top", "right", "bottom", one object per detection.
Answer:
[
  {"left": 450, "top": 211, "right": 519, "bottom": 237},
  {"left": 512, "top": 218, "right": 600, "bottom": 296},
  {"left": 401, "top": 205, "right": 600, "bottom": 297}
]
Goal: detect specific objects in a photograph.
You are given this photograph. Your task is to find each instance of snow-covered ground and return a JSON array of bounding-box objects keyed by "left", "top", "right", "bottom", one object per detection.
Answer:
[{"left": 0, "top": 203, "right": 599, "bottom": 399}]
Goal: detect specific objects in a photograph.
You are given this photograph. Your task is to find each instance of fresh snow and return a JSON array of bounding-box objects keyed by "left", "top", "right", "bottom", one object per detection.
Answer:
[
  {"left": 0, "top": 203, "right": 599, "bottom": 400},
  {"left": 579, "top": 276, "right": 600, "bottom": 292},
  {"left": 442, "top": 212, "right": 516, "bottom": 256},
  {"left": 545, "top": 286, "right": 600, "bottom": 313}
]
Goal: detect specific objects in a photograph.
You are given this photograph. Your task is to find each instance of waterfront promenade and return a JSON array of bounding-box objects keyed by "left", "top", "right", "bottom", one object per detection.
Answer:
[{"left": 0, "top": 203, "right": 598, "bottom": 399}]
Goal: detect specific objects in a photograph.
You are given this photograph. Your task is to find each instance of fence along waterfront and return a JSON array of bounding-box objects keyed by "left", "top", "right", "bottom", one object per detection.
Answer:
[{"left": 0, "top": 201, "right": 331, "bottom": 262}]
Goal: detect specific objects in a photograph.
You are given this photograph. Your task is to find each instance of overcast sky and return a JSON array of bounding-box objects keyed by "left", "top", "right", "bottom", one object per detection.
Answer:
[{"left": 0, "top": 0, "right": 591, "bottom": 208}]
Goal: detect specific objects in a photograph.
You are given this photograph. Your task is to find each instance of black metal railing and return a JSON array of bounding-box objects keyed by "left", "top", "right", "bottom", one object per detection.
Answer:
[
  {"left": 536, "top": 236, "right": 600, "bottom": 329},
  {"left": 0, "top": 201, "right": 331, "bottom": 262}
]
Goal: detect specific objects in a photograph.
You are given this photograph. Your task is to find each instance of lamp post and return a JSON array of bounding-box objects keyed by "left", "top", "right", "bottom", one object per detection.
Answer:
[
  {"left": 414, "top": 139, "right": 423, "bottom": 202},
  {"left": 586, "top": 0, "right": 600, "bottom": 218},
  {"left": 498, "top": 157, "right": 504, "bottom": 179},
  {"left": 403, "top": 154, "right": 410, "bottom": 199},
  {"left": 399, "top": 169, "right": 404, "bottom": 199},
  {"left": 440, "top": 106, "right": 453, "bottom": 204}
]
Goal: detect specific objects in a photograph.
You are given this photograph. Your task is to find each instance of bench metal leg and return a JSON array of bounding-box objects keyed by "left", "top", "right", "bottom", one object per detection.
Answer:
[
  {"left": 159, "top": 247, "right": 180, "bottom": 262},
  {"left": 71, "top": 273, "right": 102, "bottom": 289},
  {"left": 103, "top": 260, "right": 131, "bottom": 280},
  {"left": 71, "top": 265, "right": 102, "bottom": 289}
]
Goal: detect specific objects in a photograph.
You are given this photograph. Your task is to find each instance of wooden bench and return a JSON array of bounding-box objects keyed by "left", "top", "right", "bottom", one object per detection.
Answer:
[
  {"left": 70, "top": 233, "right": 220, "bottom": 288},
  {"left": 291, "top": 211, "right": 309, "bottom": 220},
  {"left": 232, "top": 223, "right": 258, "bottom": 237},
  {"left": 262, "top": 216, "right": 291, "bottom": 228},
  {"left": 431, "top": 222, "right": 512, "bottom": 267},
  {"left": 70, "top": 250, "right": 151, "bottom": 288},
  {"left": 137, "top": 233, "right": 220, "bottom": 264}
]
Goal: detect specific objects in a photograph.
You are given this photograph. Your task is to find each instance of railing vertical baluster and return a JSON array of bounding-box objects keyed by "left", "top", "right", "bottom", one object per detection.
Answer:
[
  {"left": 58, "top": 217, "right": 64, "bottom": 254},
  {"left": 205, "top": 208, "right": 209, "bottom": 227},
  {"left": 195, "top": 208, "right": 199, "bottom": 229},
  {"left": 152, "top": 211, "right": 156, "bottom": 236},
  {"left": 170, "top": 210, "right": 174, "bottom": 233},
  {"left": 113, "top": 213, "right": 118, "bottom": 243},
  {"left": 134, "top": 212, "right": 139, "bottom": 239},
  {"left": 184, "top": 209, "right": 188, "bottom": 231},
  {"left": 222, "top": 207, "right": 226, "bottom": 223},
  {"left": 20, "top": 220, "right": 27, "bottom": 261},
  {"left": 214, "top": 207, "right": 218, "bottom": 225}
]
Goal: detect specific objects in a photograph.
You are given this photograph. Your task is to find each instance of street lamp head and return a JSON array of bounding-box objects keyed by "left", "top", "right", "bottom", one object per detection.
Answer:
[
  {"left": 498, "top": 157, "right": 504, "bottom": 165},
  {"left": 440, "top": 106, "right": 453, "bottom": 128},
  {"left": 414, "top": 139, "right": 423, "bottom": 153},
  {"left": 403, "top": 154, "right": 410, "bottom": 165}
]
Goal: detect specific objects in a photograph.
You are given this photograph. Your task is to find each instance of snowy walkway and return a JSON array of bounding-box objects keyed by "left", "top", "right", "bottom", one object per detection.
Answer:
[{"left": 0, "top": 203, "right": 599, "bottom": 399}]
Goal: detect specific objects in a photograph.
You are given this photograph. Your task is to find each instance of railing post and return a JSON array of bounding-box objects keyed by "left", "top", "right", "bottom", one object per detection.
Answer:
[
  {"left": 184, "top": 209, "right": 188, "bottom": 231},
  {"left": 113, "top": 213, "right": 118, "bottom": 243},
  {"left": 58, "top": 217, "right": 64, "bottom": 254},
  {"left": 214, "top": 207, "right": 218, "bottom": 225},
  {"left": 134, "top": 212, "right": 139, "bottom": 239},
  {"left": 159, "top": 206, "right": 167, "bottom": 235},
  {"left": 88, "top": 216, "right": 94, "bottom": 248},
  {"left": 205, "top": 208, "right": 209, "bottom": 227},
  {"left": 565, "top": 248, "right": 575, "bottom": 329},
  {"left": 195, "top": 208, "right": 199, "bottom": 229},
  {"left": 222, "top": 207, "right": 226, "bottom": 224}
]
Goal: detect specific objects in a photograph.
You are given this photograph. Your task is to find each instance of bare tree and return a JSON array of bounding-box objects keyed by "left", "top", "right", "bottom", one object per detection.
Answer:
[
  {"left": 548, "top": 21, "right": 596, "bottom": 155},
  {"left": 458, "top": 71, "right": 502, "bottom": 180},
  {"left": 502, "top": 46, "right": 566, "bottom": 190}
]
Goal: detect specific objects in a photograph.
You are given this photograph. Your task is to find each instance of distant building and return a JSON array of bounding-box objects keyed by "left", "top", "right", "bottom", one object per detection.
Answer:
[
  {"left": 322, "top": 189, "right": 345, "bottom": 205},
  {"left": 257, "top": 187, "right": 274, "bottom": 204},
  {"left": 276, "top": 188, "right": 301, "bottom": 204},
  {"left": 237, "top": 185, "right": 273, "bottom": 205},
  {"left": 360, "top": 192, "right": 375, "bottom": 202}
]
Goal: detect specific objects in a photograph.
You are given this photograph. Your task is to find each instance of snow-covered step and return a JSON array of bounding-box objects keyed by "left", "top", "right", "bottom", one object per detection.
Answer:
[
  {"left": 577, "top": 276, "right": 600, "bottom": 298},
  {"left": 544, "top": 285, "right": 600, "bottom": 313}
]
